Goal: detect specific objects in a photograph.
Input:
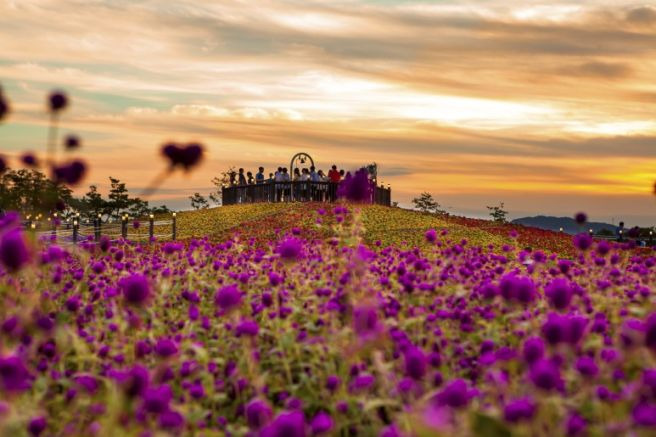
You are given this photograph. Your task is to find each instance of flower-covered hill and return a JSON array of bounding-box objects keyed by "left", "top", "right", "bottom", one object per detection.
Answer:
[
  {"left": 1, "top": 204, "right": 654, "bottom": 437},
  {"left": 169, "top": 204, "right": 572, "bottom": 256}
]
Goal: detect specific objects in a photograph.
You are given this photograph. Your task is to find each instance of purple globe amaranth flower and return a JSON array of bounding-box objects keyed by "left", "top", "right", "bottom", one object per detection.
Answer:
[
  {"left": 51, "top": 160, "right": 86, "bottom": 185},
  {"left": 21, "top": 153, "right": 38, "bottom": 167},
  {"left": 158, "top": 409, "right": 185, "bottom": 430},
  {"left": 276, "top": 237, "right": 304, "bottom": 262},
  {"left": 125, "top": 365, "right": 149, "bottom": 397},
  {"left": 575, "top": 356, "right": 599, "bottom": 378},
  {"left": 337, "top": 168, "right": 373, "bottom": 203},
  {"left": 545, "top": 278, "right": 574, "bottom": 311},
  {"left": 632, "top": 403, "right": 656, "bottom": 427},
  {"left": 310, "top": 411, "right": 333, "bottom": 435},
  {"left": 64, "top": 134, "right": 80, "bottom": 150},
  {"left": 541, "top": 313, "right": 587, "bottom": 346},
  {"left": 434, "top": 378, "right": 472, "bottom": 409},
  {"left": 48, "top": 90, "right": 68, "bottom": 112},
  {"left": 0, "top": 355, "right": 33, "bottom": 392},
  {"left": 574, "top": 212, "right": 587, "bottom": 225},
  {"left": 120, "top": 273, "right": 150, "bottom": 306},
  {"left": 522, "top": 336, "right": 545, "bottom": 365},
  {"left": 529, "top": 359, "right": 562, "bottom": 391},
  {"left": 142, "top": 384, "right": 173, "bottom": 413},
  {"left": 245, "top": 398, "right": 273, "bottom": 429},
  {"left": 565, "top": 412, "right": 587, "bottom": 436},
  {"left": 499, "top": 274, "right": 536, "bottom": 304},
  {"left": 27, "top": 416, "right": 47, "bottom": 436},
  {"left": 161, "top": 142, "right": 204, "bottom": 171},
  {"left": 573, "top": 233, "right": 593, "bottom": 251},
  {"left": 154, "top": 339, "right": 178, "bottom": 358},
  {"left": 404, "top": 347, "right": 427, "bottom": 380},
  {"left": 425, "top": 229, "right": 437, "bottom": 243},
  {"left": 214, "top": 284, "right": 242, "bottom": 311},
  {"left": 503, "top": 397, "right": 537, "bottom": 423},
  {"left": 326, "top": 375, "right": 340, "bottom": 392},
  {"left": 236, "top": 319, "right": 259, "bottom": 337},
  {"left": 0, "top": 228, "right": 31, "bottom": 272},
  {"left": 260, "top": 410, "right": 306, "bottom": 437}
]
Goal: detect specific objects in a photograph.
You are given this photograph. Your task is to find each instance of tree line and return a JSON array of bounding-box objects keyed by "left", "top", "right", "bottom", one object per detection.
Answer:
[{"left": 0, "top": 168, "right": 170, "bottom": 222}]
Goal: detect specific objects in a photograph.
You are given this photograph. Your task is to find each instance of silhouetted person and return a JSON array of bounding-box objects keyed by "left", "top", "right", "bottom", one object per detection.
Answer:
[
  {"left": 256, "top": 167, "right": 265, "bottom": 184},
  {"left": 328, "top": 165, "right": 340, "bottom": 183}
]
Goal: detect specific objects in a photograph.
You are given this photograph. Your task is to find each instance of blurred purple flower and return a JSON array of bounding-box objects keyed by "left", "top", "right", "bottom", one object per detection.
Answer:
[
  {"left": 120, "top": 273, "right": 150, "bottom": 306},
  {"left": 214, "top": 284, "right": 242, "bottom": 311},
  {"left": 0, "top": 228, "right": 31, "bottom": 272},
  {"left": 0, "top": 355, "right": 33, "bottom": 392},
  {"left": 633, "top": 403, "right": 656, "bottom": 427},
  {"left": 434, "top": 378, "right": 472, "bottom": 409},
  {"left": 260, "top": 410, "right": 306, "bottom": 437},
  {"left": 21, "top": 153, "right": 38, "bottom": 167},
  {"left": 404, "top": 347, "right": 427, "bottom": 380},
  {"left": 158, "top": 409, "right": 185, "bottom": 430},
  {"left": 572, "top": 233, "right": 593, "bottom": 251},
  {"left": 276, "top": 237, "right": 304, "bottom": 261},
  {"left": 142, "top": 384, "right": 172, "bottom": 413},
  {"left": 565, "top": 412, "right": 587, "bottom": 436},
  {"left": 155, "top": 339, "right": 178, "bottom": 358},
  {"left": 575, "top": 356, "right": 599, "bottom": 378},
  {"left": 161, "top": 142, "right": 204, "bottom": 171},
  {"left": 545, "top": 278, "right": 574, "bottom": 311},
  {"left": 64, "top": 134, "right": 80, "bottom": 150},
  {"left": 574, "top": 212, "right": 587, "bottom": 225},
  {"left": 236, "top": 319, "right": 259, "bottom": 337},
  {"left": 529, "top": 359, "right": 561, "bottom": 391},
  {"left": 28, "top": 416, "right": 47, "bottom": 436},
  {"left": 48, "top": 90, "right": 68, "bottom": 112},
  {"left": 522, "top": 337, "right": 545, "bottom": 365},
  {"left": 310, "top": 412, "right": 333, "bottom": 435},
  {"left": 337, "top": 168, "right": 373, "bottom": 203},
  {"left": 503, "top": 397, "right": 537, "bottom": 423},
  {"left": 51, "top": 160, "right": 86, "bottom": 185},
  {"left": 245, "top": 398, "right": 272, "bottom": 429},
  {"left": 0, "top": 90, "right": 8, "bottom": 121}
]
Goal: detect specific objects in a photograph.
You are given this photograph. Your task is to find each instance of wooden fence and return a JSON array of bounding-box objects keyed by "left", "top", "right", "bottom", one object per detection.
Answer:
[{"left": 26, "top": 214, "right": 177, "bottom": 246}]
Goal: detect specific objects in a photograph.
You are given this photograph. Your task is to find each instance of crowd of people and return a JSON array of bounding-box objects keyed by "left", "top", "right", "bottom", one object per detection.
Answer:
[
  {"left": 226, "top": 165, "right": 361, "bottom": 203},
  {"left": 229, "top": 165, "right": 348, "bottom": 186}
]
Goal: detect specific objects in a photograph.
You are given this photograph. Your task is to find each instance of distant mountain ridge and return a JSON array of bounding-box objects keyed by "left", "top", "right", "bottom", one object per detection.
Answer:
[{"left": 511, "top": 216, "right": 617, "bottom": 234}]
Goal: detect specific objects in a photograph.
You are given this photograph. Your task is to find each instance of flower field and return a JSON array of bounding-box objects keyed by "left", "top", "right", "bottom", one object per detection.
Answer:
[{"left": 1, "top": 204, "right": 655, "bottom": 436}]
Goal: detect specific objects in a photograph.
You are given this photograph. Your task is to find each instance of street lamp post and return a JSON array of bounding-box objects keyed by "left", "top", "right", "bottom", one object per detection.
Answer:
[
  {"left": 149, "top": 214, "right": 154, "bottom": 241},
  {"left": 172, "top": 212, "right": 177, "bottom": 240},
  {"left": 73, "top": 220, "right": 78, "bottom": 244}
]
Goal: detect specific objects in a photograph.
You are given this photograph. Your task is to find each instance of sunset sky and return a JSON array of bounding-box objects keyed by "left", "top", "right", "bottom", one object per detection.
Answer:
[{"left": 1, "top": 0, "right": 655, "bottom": 224}]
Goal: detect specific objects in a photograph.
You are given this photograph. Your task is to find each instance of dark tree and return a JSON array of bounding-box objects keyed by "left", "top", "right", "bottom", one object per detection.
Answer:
[
  {"left": 0, "top": 168, "right": 72, "bottom": 216},
  {"left": 487, "top": 202, "right": 509, "bottom": 223},
  {"left": 209, "top": 166, "right": 236, "bottom": 205},
  {"left": 190, "top": 192, "right": 209, "bottom": 210},
  {"left": 412, "top": 192, "right": 445, "bottom": 214}
]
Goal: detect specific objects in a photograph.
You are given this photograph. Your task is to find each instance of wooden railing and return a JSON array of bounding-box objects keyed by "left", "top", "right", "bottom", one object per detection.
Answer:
[{"left": 221, "top": 181, "right": 391, "bottom": 206}]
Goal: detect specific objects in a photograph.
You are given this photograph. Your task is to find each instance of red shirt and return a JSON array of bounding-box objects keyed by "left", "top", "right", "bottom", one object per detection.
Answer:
[{"left": 328, "top": 169, "right": 341, "bottom": 182}]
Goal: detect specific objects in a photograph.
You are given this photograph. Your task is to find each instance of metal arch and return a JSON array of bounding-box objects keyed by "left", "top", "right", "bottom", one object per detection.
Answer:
[
  {"left": 289, "top": 152, "right": 315, "bottom": 178},
  {"left": 289, "top": 153, "right": 315, "bottom": 200}
]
